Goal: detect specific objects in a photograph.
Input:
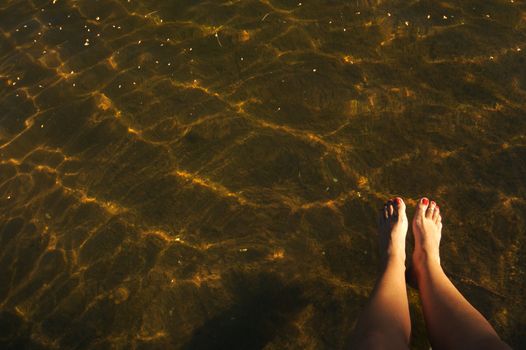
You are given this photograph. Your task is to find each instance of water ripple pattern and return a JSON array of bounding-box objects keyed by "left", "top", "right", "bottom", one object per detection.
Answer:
[{"left": 0, "top": 0, "right": 525, "bottom": 348}]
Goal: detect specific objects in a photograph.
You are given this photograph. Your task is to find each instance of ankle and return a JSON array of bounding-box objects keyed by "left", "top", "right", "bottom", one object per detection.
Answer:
[
  {"left": 383, "top": 253, "right": 406, "bottom": 270},
  {"left": 413, "top": 252, "right": 441, "bottom": 276}
]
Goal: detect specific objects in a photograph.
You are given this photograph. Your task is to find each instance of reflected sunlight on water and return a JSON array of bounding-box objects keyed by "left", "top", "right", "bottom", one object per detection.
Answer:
[{"left": 0, "top": 0, "right": 525, "bottom": 348}]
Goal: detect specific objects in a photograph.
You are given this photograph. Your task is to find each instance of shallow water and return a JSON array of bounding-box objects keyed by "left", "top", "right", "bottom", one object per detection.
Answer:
[{"left": 0, "top": 0, "right": 525, "bottom": 348}]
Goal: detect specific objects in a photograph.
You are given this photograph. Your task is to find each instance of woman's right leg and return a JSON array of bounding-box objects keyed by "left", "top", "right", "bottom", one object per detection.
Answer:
[{"left": 412, "top": 198, "right": 511, "bottom": 350}]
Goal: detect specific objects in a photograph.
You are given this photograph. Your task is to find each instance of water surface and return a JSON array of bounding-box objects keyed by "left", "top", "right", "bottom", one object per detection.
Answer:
[{"left": 1, "top": 0, "right": 525, "bottom": 348}]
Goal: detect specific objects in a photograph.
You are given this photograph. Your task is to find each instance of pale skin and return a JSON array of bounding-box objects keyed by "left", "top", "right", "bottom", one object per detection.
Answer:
[{"left": 350, "top": 197, "right": 511, "bottom": 350}]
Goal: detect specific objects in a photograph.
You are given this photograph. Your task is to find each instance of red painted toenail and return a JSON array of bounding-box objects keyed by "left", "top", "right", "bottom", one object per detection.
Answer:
[
  {"left": 431, "top": 201, "right": 436, "bottom": 205},
  {"left": 422, "top": 198, "right": 429, "bottom": 205},
  {"left": 396, "top": 198, "right": 402, "bottom": 204}
]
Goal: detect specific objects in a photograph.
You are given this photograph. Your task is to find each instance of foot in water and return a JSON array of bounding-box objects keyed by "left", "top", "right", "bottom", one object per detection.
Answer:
[
  {"left": 412, "top": 197, "right": 442, "bottom": 278},
  {"left": 378, "top": 197, "right": 408, "bottom": 266}
]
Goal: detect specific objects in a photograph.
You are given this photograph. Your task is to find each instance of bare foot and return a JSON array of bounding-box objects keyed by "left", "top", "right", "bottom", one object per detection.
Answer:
[
  {"left": 378, "top": 197, "right": 408, "bottom": 266},
  {"left": 412, "top": 197, "right": 442, "bottom": 276}
]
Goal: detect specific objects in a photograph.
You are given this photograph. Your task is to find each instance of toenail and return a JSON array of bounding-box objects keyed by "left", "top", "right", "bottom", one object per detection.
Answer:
[
  {"left": 396, "top": 198, "right": 402, "bottom": 204},
  {"left": 431, "top": 201, "right": 436, "bottom": 206},
  {"left": 422, "top": 198, "right": 429, "bottom": 205}
]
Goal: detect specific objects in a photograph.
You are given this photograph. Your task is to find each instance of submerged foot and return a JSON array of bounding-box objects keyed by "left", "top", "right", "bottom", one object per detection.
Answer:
[
  {"left": 378, "top": 197, "right": 408, "bottom": 265},
  {"left": 412, "top": 197, "right": 442, "bottom": 276}
]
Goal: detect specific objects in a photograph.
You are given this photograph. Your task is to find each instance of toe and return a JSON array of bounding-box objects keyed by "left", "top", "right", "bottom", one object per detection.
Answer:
[
  {"left": 395, "top": 197, "right": 406, "bottom": 215},
  {"left": 383, "top": 205, "right": 388, "bottom": 220},
  {"left": 388, "top": 201, "right": 394, "bottom": 216},
  {"left": 417, "top": 197, "right": 429, "bottom": 217},
  {"left": 426, "top": 201, "right": 436, "bottom": 218},
  {"left": 432, "top": 205, "right": 440, "bottom": 222}
]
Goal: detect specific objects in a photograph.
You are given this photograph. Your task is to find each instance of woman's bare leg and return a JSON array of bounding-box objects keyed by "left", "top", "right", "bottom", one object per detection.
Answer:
[
  {"left": 350, "top": 198, "right": 410, "bottom": 350},
  {"left": 412, "top": 198, "right": 511, "bottom": 350}
]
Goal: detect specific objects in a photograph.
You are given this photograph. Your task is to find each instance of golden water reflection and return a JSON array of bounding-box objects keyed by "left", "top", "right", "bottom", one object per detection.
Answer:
[{"left": 0, "top": 0, "right": 525, "bottom": 348}]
